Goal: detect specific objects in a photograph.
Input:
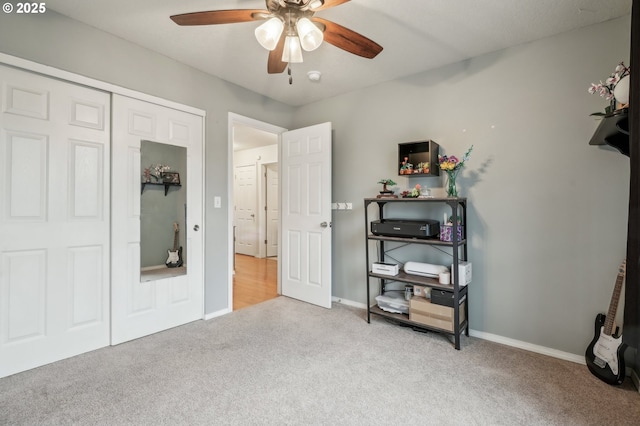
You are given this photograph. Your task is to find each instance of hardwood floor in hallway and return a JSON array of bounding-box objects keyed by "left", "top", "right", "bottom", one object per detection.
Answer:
[{"left": 233, "top": 254, "right": 278, "bottom": 310}]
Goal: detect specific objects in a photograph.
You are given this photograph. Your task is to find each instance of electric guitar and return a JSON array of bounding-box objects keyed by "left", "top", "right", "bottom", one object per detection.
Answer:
[
  {"left": 165, "top": 222, "right": 183, "bottom": 268},
  {"left": 585, "top": 260, "right": 627, "bottom": 385}
]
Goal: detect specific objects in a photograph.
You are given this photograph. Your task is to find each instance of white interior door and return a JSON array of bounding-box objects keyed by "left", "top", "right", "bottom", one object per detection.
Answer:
[
  {"left": 234, "top": 164, "right": 257, "bottom": 256},
  {"left": 0, "top": 65, "right": 110, "bottom": 377},
  {"left": 281, "top": 122, "right": 332, "bottom": 308},
  {"left": 111, "top": 94, "right": 203, "bottom": 345},
  {"left": 266, "top": 164, "right": 279, "bottom": 257}
]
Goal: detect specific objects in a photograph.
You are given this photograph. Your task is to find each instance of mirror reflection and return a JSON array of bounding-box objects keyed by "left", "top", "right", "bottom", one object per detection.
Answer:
[{"left": 140, "top": 140, "right": 187, "bottom": 282}]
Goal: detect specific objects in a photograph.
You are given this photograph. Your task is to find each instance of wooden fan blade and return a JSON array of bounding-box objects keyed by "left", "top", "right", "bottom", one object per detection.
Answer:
[
  {"left": 268, "top": 33, "right": 288, "bottom": 74},
  {"left": 312, "top": 17, "right": 382, "bottom": 59},
  {"left": 314, "top": 0, "right": 351, "bottom": 11},
  {"left": 170, "top": 9, "right": 268, "bottom": 26}
]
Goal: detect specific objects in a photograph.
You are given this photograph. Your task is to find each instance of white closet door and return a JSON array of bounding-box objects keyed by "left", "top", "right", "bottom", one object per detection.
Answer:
[
  {"left": 0, "top": 65, "right": 111, "bottom": 378},
  {"left": 234, "top": 164, "right": 257, "bottom": 256},
  {"left": 111, "top": 95, "right": 203, "bottom": 345}
]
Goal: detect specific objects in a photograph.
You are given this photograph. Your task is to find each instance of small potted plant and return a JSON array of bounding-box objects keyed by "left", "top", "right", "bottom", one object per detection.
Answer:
[
  {"left": 399, "top": 157, "right": 413, "bottom": 175},
  {"left": 377, "top": 178, "right": 397, "bottom": 198}
]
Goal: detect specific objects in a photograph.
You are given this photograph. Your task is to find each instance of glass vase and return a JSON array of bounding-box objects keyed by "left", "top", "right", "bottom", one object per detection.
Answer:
[{"left": 446, "top": 170, "right": 459, "bottom": 197}]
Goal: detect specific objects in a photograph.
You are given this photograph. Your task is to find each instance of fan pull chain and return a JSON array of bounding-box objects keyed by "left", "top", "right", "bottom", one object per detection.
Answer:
[{"left": 288, "top": 65, "right": 293, "bottom": 85}]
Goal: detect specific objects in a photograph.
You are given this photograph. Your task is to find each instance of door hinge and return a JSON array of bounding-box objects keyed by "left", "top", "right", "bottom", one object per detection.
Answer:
[{"left": 265, "top": 239, "right": 267, "bottom": 244}]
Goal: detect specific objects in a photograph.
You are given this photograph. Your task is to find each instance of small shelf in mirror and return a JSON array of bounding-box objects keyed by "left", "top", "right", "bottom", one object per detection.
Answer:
[{"left": 141, "top": 182, "right": 182, "bottom": 196}]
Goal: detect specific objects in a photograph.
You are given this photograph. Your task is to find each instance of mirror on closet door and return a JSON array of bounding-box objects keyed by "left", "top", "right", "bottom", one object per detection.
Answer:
[{"left": 140, "top": 140, "right": 187, "bottom": 282}]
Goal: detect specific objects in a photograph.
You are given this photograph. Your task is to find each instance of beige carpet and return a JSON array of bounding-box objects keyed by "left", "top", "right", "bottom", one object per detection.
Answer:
[{"left": 1, "top": 297, "right": 638, "bottom": 425}]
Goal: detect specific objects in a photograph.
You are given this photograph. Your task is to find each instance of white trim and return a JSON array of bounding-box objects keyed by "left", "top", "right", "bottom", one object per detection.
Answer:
[
  {"left": 227, "top": 113, "right": 287, "bottom": 312},
  {"left": 0, "top": 52, "right": 206, "bottom": 117},
  {"left": 201, "top": 116, "right": 206, "bottom": 318},
  {"left": 332, "top": 297, "right": 367, "bottom": 310},
  {"left": 467, "top": 330, "right": 584, "bottom": 364},
  {"left": 204, "top": 308, "right": 232, "bottom": 321}
]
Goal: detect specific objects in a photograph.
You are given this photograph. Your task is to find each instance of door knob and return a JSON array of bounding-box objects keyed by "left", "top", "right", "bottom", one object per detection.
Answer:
[
  {"left": 320, "top": 221, "right": 331, "bottom": 228},
  {"left": 193, "top": 224, "right": 200, "bottom": 231}
]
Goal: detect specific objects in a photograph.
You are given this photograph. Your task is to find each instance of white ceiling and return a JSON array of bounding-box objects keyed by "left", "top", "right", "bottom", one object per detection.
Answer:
[{"left": 45, "top": 0, "right": 631, "bottom": 107}]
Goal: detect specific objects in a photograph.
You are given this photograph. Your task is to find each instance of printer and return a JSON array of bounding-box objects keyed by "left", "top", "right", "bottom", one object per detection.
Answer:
[{"left": 370, "top": 219, "right": 440, "bottom": 239}]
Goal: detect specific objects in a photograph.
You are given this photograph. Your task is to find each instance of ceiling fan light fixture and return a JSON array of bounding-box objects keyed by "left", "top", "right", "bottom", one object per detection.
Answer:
[
  {"left": 309, "top": 0, "right": 324, "bottom": 10},
  {"left": 282, "top": 35, "right": 304, "bottom": 63},
  {"left": 255, "top": 17, "right": 284, "bottom": 51},
  {"left": 296, "top": 17, "right": 323, "bottom": 51}
]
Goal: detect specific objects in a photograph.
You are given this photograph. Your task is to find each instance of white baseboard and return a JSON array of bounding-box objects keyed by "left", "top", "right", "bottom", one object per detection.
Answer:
[
  {"left": 469, "top": 330, "right": 585, "bottom": 364},
  {"left": 204, "top": 308, "right": 231, "bottom": 320},
  {"left": 332, "top": 296, "right": 367, "bottom": 310},
  {"left": 333, "top": 298, "right": 584, "bottom": 365}
]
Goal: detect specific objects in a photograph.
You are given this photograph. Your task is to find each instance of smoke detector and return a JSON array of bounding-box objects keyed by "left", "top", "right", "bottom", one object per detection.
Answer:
[{"left": 307, "top": 71, "right": 322, "bottom": 82}]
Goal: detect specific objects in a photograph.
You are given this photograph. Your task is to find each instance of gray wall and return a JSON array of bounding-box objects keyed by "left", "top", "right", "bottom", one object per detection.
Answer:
[
  {"left": 292, "top": 16, "right": 632, "bottom": 356},
  {"left": 0, "top": 11, "right": 633, "bottom": 357},
  {"left": 0, "top": 11, "right": 295, "bottom": 315}
]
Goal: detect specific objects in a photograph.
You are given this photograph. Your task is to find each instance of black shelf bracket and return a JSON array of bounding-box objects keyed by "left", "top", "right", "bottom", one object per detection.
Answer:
[
  {"left": 589, "top": 108, "right": 629, "bottom": 156},
  {"left": 141, "top": 182, "right": 182, "bottom": 196}
]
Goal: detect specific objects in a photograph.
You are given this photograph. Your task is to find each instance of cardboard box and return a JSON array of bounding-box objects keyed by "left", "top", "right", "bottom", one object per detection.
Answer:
[
  {"left": 413, "top": 284, "right": 427, "bottom": 297},
  {"left": 409, "top": 296, "right": 466, "bottom": 332}
]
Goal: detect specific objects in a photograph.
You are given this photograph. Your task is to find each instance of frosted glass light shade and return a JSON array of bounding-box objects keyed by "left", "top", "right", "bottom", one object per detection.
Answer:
[
  {"left": 296, "top": 17, "right": 323, "bottom": 51},
  {"left": 255, "top": 18, "right": 284, "bottom": 51},
  {"left": 282, "top": 36, "right": 303, "bottom": 63}
]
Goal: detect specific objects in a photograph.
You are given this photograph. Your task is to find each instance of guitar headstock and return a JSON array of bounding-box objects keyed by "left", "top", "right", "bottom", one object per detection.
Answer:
[
  {"left": 620, "top": 259, "right": 626, "bottom": 275},
  {"left": 173, "top": 222, "right": 179, "bottom": 232}
]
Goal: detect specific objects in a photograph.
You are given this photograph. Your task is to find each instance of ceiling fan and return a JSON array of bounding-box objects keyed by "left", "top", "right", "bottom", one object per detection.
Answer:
[{"left": 170, "top": 0, "right": 383, "bottom": 74}]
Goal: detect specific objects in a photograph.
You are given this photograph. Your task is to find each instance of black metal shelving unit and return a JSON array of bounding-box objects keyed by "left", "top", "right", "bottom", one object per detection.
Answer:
[{"left": 364, "top": 197, "right": 469, "bottom": 349}]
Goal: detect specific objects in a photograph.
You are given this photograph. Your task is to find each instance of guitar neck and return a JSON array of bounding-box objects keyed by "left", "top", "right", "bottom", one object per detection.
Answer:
[{"left": 603, "top": 271, "right": 625, "bottom": 336}]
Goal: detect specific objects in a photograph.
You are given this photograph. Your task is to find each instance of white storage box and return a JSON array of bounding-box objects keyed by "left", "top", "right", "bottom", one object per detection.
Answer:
[
  {"left": 451, "top": 261, "right": 472, "bottom": 286},
  {"left": 372, "top": 262, "right": 400, "bottom": 276},
  {"left": 375, "top": 293, "right": 409, "bottom": 314}
]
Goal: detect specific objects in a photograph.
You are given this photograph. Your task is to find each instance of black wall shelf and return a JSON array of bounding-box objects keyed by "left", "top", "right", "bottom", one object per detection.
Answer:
[
  {"left": 589, "top": 108, "right": 629, "bottom": 156},
  {"left": 398, "top": 140, "right": 440, "bottom": 176},
  {"left": 141, "top": 182, "right": 181, "bottom": 196}
]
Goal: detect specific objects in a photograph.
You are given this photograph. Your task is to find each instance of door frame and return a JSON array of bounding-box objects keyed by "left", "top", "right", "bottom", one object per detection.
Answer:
[
  {"left": 227, "top": 113, "right": 286, "bottom": 310},
  {"left": 263, "top": 162, "right": 279, "bottom": 258}
]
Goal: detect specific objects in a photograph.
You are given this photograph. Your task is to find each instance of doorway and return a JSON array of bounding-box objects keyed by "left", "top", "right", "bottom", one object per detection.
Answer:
[{"left": 229, "top": 114, "right": 286, "bottom": 310}]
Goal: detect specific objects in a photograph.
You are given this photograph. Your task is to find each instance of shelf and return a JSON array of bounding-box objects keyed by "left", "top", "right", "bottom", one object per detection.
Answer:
[
  {"left": 589, "top": 108, "right": 629, "bottom": 156},
  {"left": 398, "top": 140, "right": 440, "bottom": 177},
  {"left": 365, "top": 197, "right": 466, "bottom": 203},
  {"left": 367, "top": 234, "right": 466, "bottom": 246},
  {"left": 368, "top": 304, "right": 469, "bottom": 336},
  {"left": 364, "top": 195, "right": 469, "bottom": 349},
  {"left": 368, "top": 271, "right": 470, "bottom": 292},
  {"left": 141, "top": 182, "right": 182, "bottom": 196}
]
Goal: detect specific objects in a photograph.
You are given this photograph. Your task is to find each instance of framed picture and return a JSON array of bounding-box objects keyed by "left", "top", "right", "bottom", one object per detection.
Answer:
[{"left": 162, "top": 171, "right": 180, "bottom": 184}]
